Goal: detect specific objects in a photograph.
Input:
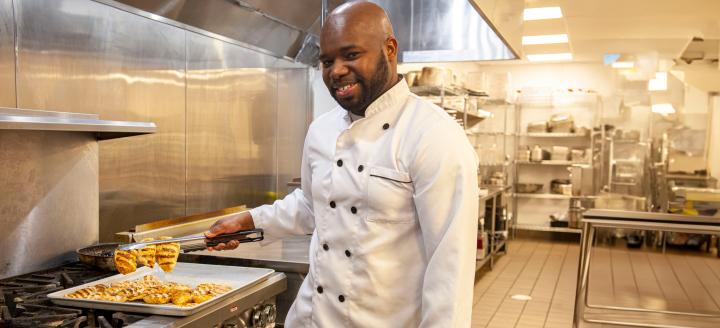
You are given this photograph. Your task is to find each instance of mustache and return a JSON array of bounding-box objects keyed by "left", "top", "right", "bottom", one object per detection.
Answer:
[{"left": 331, "top": 77, "right": 364, "bottom": 88}]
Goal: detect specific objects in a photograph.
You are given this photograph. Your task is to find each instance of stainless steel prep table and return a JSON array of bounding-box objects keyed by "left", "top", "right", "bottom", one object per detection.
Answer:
[
  {"left": 478, "top": 185, "right": 511, "bottom": 271},
  {"left": 573, "top": 209, "right": 720, "bottom": 328}
]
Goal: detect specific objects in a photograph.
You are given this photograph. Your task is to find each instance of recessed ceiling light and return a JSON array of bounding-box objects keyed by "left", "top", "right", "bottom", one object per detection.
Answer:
[
  {"left": 651, "top": 103, "right": 675, "bottom": 114},
  {"left": 611, "top": 61, "right": 635, "bottom": 69},
  {"left": 648, "top": 72, "right": 668, "bottom": 91},
  {"left": 527, "top": 53, "right": 573, "bottom": 61},
  {"left": 523, "top": 7, "right": 563, "bottom": 21},
  {"left": 522, "top": 34, "right": 569, "bottom": 45}
]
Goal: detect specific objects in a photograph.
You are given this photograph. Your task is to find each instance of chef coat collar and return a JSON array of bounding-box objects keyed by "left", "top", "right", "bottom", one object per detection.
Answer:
[
  {"left": 341, "top": 75, "right": 408, "bottom": 124},
  {"left": 364, "top": 75, "right": 409, "bottom": 118}
]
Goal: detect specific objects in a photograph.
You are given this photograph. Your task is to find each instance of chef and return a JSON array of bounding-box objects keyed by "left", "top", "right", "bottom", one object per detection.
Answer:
[{"left": 205, "top": 1, "right": 479, "bottom": 327}]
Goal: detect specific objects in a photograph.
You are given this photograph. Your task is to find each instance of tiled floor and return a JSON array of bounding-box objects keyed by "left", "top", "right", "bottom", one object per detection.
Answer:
[{"left": 471, "top": 238, "right": 720, "bottom": 327}]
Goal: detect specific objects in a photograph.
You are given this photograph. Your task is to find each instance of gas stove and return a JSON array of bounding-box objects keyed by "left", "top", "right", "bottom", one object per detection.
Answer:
[{"left": 0, "top": 262, "right": 286, "bottom": 328}]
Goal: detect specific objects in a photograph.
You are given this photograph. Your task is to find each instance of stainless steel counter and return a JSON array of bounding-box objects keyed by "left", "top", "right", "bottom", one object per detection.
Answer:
[
  {"left": 583, "top": 209, "right": 720, "bottom": 225},
  {"left": 180, "top": 235, "right": 310, "bottom": 274}
]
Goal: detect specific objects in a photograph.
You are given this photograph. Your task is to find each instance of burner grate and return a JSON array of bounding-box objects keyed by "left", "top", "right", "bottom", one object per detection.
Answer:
[{"left": 0, "top": 262, "right": 135, "bottom": 328}]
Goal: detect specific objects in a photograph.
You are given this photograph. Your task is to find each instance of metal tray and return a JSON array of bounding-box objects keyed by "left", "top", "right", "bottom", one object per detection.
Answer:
[{"left": 48, "top": 262, "right": 273, "bottom": 316}]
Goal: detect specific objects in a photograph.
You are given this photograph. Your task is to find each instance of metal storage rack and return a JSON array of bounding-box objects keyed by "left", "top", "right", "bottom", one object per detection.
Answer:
[
  {"left": 468, "top": 98, "right": 515, "bottom": 271},
  {"left": 410, "top": 86, "right": 491, "bottom": 130},
  {"left": 411, "top": 81, "right": 513, "bottom": 271},
  {"left": 512, "top": 92, "right": 602, "bottom": 233}
]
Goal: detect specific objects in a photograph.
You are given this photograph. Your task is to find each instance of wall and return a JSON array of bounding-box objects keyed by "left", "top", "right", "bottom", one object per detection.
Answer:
[
  {"left": 311, "top": 69, "right": 339, "bottom": 119},
  {"left": 0, "top": 0, "right": 13, "bottom": 107},
  {"left": 1, "top": 0, "right": 311, "bottom": 242},
  {"left": 0, "top": 130, "right": 98, "bottom": 279}
]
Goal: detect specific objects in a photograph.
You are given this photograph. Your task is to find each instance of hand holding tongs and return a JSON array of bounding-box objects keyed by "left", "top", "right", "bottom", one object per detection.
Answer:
[{"left": 116, "top": 229, "right": 264, "bottom": 251}]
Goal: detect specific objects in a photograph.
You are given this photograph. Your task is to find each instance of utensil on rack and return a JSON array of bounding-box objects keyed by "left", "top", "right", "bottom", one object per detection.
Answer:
[
  {"left": 516, "top": 183, "right": 543, "bottom": 193},
  {"left": 530, "top": 145, "right": 550, "bottom": 162},
  {"left": 548, "top": 113, "right": 574, "bottom": 132},
  {"left": 550, "top": 179, "right": 571, "bottom": 194},
  {"left": 527, "top": 121, "right": 548, "bottom": 133},
  {"left": 117, "top": 229, "right": 264, "bottom": 251},
  {"left": 405, "top": 71, "right": 420, "bottom": 87}
]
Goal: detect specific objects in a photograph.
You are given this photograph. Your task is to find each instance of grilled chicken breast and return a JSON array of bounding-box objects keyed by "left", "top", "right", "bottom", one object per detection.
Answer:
[
  {"left": 114, "top": 249, "right": 138, "bottom": 275},
  {"left": 138, "top": 237, "right": 157, "bottom": 268},
  {"left": 64, "top": 274, "right": 231, "bottom": 306},
  {"left": 156, "top": 236, "right": 180, "bottom": 272}
]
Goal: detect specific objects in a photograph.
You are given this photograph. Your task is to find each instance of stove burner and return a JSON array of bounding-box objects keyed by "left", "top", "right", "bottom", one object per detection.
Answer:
[{"left": 0, "top": 263, "right": 122, "bottom": 328}]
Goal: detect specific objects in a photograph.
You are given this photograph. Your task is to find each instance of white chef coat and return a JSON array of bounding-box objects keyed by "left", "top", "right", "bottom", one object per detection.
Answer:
[{"left": 250, "top": 78, "right": 479, "bottom": 327}]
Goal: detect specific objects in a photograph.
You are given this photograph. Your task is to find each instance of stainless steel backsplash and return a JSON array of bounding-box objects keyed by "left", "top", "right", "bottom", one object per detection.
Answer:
[{"left": 0, "top": 0, "right": 311, "bottom": 242}]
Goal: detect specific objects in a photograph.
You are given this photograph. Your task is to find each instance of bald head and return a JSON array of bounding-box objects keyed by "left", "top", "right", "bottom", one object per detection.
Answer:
[
  {"left": 324, "top": 1, "right": 395, "bottom": 41},
  {"left": 319, "top": 1, "right": 400, "bottom": 116}
]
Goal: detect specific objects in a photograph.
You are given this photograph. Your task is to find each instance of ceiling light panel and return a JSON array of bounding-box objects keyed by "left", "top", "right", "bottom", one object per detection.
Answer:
[
  {"left": 522, "top": 34, "right": 569, "bottom": 45},
  {"left": 648, "top": 72, "right": 668, "bottom": 91},
  {"left": 527, "top": 53, "right": 573, "bottom": 61},
  {"left": 523, "top": 7, "right": 563, "bottom": 21},
  {"left": 611, "top": 61, "right": 635, "bottom": 69},
  {"left": 651, "top": 103, "right": 675, "bottom": 114}
]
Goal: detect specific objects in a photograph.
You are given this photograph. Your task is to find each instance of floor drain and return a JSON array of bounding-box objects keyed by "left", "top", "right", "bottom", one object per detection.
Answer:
[{"left": 511, "top": 294, "right": 532, "bottom": 301}]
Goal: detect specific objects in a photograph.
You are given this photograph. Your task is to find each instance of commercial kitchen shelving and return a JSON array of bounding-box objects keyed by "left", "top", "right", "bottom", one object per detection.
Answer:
[
  {"left": 516, "top": 160, "right": 588, "bottom": 166},
  {"left": 519, "top": 132, "right": 590, "bottom": 138},
  {"left": 512, "top": 92, "right": 602, "bottom": 233},
  {"left": 409, "top": 85, "right": 464, "bottom": 97},
  {"left": 410, "top": 86, "right": 490, "bottom": 129},
  {"left": 514, "top": 193, "right": 572, "bottom": 199},
  {"left": 514, "top": 224, "right": 582, "bottom": 234}
]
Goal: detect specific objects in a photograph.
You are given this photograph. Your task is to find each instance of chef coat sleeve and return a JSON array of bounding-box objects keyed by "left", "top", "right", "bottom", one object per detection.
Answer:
[
  {"left": 249, "top": 138, "right": 315, "bottom": 240},
  {"left": 410, "top": 120, "right": 479, "bottom": 328}
]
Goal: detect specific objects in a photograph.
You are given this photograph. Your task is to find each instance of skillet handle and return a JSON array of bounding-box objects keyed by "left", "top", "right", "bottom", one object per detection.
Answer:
[{"left": 204, "top": 229, "right": 264, "bottom": 247}]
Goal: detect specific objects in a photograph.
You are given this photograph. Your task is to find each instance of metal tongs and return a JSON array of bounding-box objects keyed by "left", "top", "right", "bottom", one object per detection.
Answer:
[{"left": 116, "top": 229, "right": 264, "bottom": 251}]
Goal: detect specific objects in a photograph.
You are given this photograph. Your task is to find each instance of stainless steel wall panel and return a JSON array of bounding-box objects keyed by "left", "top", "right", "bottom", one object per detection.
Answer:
[
  {"left": 0, "top": 131, "right": 98, "bottom": 279},
  {"left": 14, "top": 0, "right": 187, "bottom": 241},
  {"left": 276, "top": 68, "right": 310, "bottom": 197},
  {"left": 0, "top": 0, "right": 14, "bottom": 107},
  {"left": 186, "top": 32, "right": 279, "bottom": 214}
]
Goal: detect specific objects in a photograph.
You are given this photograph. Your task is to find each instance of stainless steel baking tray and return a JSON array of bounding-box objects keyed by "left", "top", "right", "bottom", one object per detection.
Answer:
[{"left": 48, "top": 262, "right": 273, "bottom": 316}]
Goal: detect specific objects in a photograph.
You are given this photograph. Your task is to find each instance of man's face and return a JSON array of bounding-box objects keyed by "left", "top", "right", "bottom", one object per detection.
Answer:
[{"left": 319, "top": 25, "right": 391, "bottom": 116}]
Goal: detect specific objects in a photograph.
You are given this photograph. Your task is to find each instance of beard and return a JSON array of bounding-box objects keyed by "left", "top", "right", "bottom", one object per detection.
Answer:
[{"left": 334, "top": 50, "right": 390, "bottom": 116}]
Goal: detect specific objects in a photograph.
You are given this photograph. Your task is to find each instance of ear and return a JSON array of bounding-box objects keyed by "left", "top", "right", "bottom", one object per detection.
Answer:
[{"left": 384, "top": 37, "right": 398, "bottom": 61}]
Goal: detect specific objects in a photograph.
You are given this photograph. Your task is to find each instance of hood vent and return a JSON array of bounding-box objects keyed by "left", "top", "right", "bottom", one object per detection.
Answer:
[
  {"left": 108, "top": 0, "right": 343, "bottom": 64},
  {"left": 369, "top": 0, "right": 517, "bottom": 62},
  {"left": 673, "top": 37, "right": 720, "bottom": 93},
  {"left": 109, "top": 0, "right": 516, "bottom": 64}
]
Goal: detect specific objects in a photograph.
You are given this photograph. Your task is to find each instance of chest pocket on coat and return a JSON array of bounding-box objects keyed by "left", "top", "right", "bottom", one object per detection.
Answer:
[{"left": 366, "top": 166, "right": 415, "bottom": 223}]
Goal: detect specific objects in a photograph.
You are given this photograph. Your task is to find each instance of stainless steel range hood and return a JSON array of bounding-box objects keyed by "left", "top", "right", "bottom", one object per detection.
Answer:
[
  {"left": 102, "top": 0, "right": 517, "bottom": 64},
  {"left": 370, "top": 0, "right": 519, "bottom": 62},
  {"left": 100, "top": 0, "right": 344, "bottom": 65}
]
